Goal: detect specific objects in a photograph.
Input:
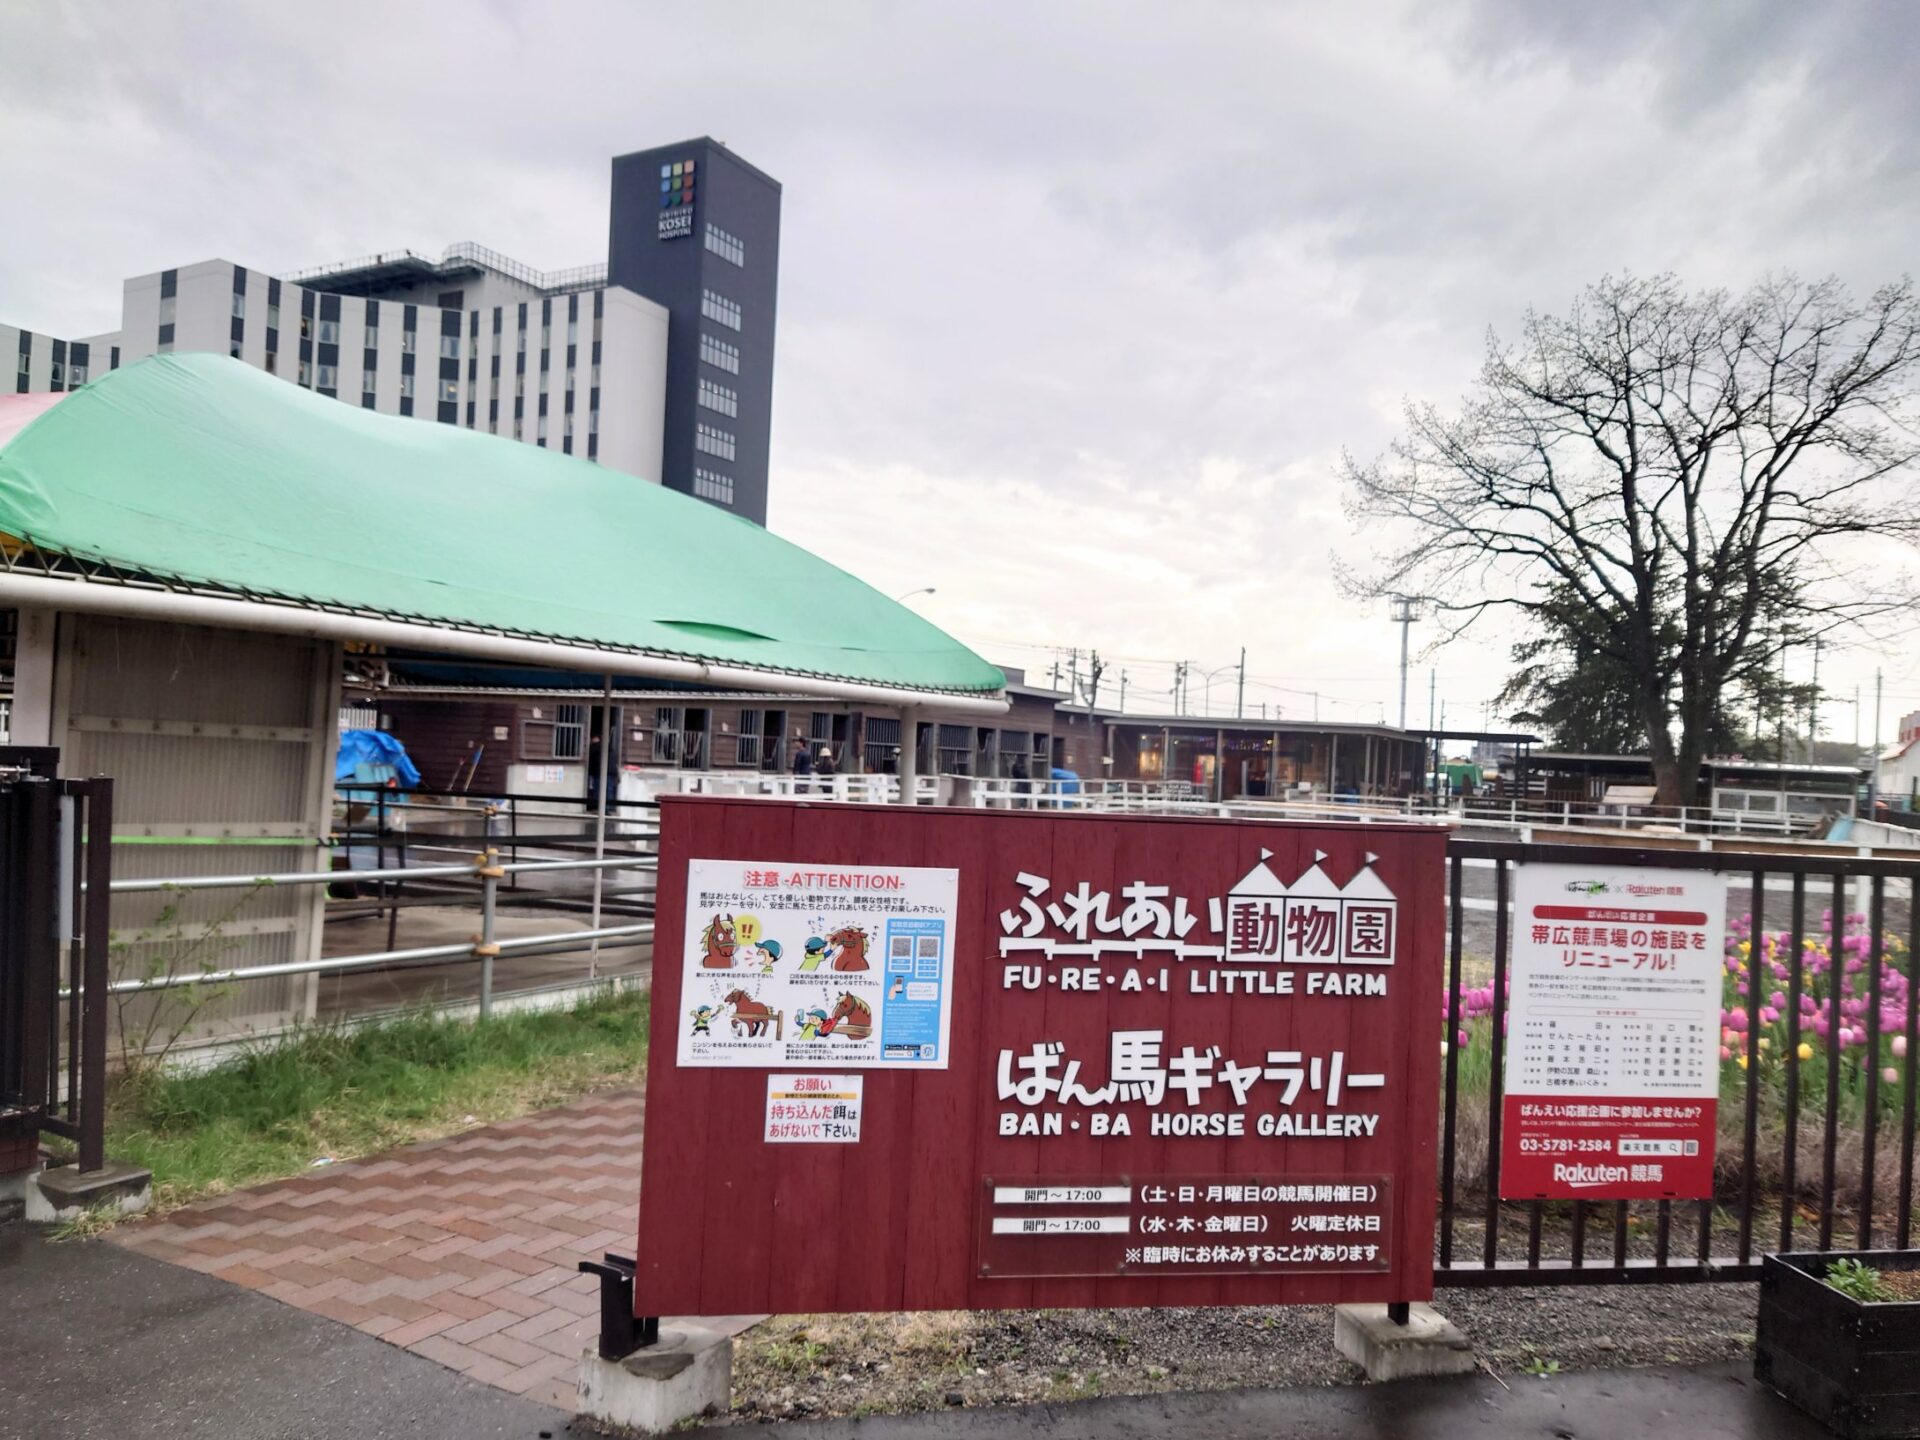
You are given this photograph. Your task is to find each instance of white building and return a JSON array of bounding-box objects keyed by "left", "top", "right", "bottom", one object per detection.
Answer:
[
  {"left": 7, "top": 244, "right": 668, "bottom": 482},
  {"left": 1877, "top": 710, "right": 1920, "bottom": 808},
  {"left": 9, "top": 139, "right": 786, "bottom": 523}
]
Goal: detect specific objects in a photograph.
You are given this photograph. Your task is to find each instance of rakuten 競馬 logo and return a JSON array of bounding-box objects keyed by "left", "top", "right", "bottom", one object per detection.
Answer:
[{"left": 1552, "top": 1162, "right": 1629, "bottom": 1188}]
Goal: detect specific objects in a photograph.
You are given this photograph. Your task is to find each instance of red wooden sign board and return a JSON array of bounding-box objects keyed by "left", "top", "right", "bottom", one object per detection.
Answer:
[{"left": 635, "top": 798, "right": 1446, "bottom": 1317}]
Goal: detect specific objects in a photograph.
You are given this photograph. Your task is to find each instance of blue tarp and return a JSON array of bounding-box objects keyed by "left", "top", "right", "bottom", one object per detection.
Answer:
[{"left": 336, "top": 729, "right": 421, "bottom": 788}]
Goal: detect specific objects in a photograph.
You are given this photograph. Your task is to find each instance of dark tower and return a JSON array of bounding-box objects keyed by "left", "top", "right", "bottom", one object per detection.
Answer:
[{"left": 608, "top": 138, "right": 781, "bottom": 525}]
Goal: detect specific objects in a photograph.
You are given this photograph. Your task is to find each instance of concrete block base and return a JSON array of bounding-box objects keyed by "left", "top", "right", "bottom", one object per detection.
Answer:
[
  {"left": 1334, "top": 1303, "right": 1475, "bottom": 1381},
  {"left": 25, "top": 1162, "right": 153, "bottom": 1224},
  {"left": 0, "top": 1159, "right": 43, "bottom": 1224},
  {"left": 577, "top": 1324, "right": 731, "bottom": 1433}
]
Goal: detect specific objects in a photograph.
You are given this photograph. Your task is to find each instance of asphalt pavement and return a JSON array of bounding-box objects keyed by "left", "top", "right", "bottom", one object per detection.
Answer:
[
  {"left": 737, "top": 1362, "right": 1829, "bottom": 1439},
  {"left": 3, "top": 1219, "right": 1827, "bottom": 1439},
  {"left": 0, "top": 1222, "right": 577, "bottom": 1440}
]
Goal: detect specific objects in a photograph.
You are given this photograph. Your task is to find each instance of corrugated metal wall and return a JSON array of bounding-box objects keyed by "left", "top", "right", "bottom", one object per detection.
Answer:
[{"left": 57, "top": 615, "right": 341, "bottom": 1043}]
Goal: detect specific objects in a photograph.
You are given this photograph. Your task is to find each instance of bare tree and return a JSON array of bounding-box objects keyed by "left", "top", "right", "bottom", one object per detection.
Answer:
[{"left": 1342, "top": 274, "right": 1920, "bottom": 806}]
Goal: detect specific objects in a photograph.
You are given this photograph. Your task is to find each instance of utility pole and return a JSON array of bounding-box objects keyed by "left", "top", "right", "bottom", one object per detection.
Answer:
[
  {"left": 1854, "top": 684, "right": 1861, "bottom": 750},
  {"left": 1050, "top": 658, "right": 1062, "bottom": 690},
  {"left": 1807, "top": 636, "right": 1822, "bottom": 763},
  {"left": 1118, "top": 670, "right": 1128, "bottom": 713},
  {"left": 1777, "top": 641, "right": 1788, "bottom": 766},
  {"left": 1236, "top": 646, "right": 1246, "bottom": 720},
  {"left": 1086, "top": 651, "right": 1105, "bottom": 713},
  {"left": 1174, "top": 660, "right": 1189, "bottom": 716},
  {"left": 1873, "top": 667, "right": 1884, "bottom": 810},
  {"left": 1427, "top": 669, "right": 1437, "bottom": 796},
  {"left": 1069, "top": 649, "right": 1080, "bottom": 712},
  {"left": 1390, "top": 597, "right": 1420, "bottom": 729}
]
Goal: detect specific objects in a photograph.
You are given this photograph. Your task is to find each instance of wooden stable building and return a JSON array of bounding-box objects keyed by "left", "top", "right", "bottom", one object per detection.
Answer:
[
  {"left": 1097, "top": 714, "right": 1425, "bottom": 800},
  {"left": 355, "top": 664, "right": 1073, "bottom": 798},
  {"left": 1500, "top": 750, "right": 1865, "bottom": 820},
  {"left": 359, "top": 671, "right": 1421, "bottom": 802}
]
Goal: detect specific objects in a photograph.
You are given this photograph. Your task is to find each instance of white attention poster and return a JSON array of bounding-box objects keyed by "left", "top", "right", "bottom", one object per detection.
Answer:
[{"left": 677, "top": 858, "right": 960, "bottom": 1070}]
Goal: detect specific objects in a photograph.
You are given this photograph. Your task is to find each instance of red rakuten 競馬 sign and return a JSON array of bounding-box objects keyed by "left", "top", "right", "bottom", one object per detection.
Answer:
[{"left": 635, "top": 798, "right": 1446, "bottom": 1315}]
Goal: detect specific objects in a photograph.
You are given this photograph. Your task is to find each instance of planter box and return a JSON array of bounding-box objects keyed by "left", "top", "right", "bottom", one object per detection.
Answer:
[{"left": 1757, "top": 1251, "right": 1920, "bottom": 1438}]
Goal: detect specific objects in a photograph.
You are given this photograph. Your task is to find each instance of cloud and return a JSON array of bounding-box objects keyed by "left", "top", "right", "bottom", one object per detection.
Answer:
[{"left": 2, "top": 0, "right": 1914, "bottom": 729}]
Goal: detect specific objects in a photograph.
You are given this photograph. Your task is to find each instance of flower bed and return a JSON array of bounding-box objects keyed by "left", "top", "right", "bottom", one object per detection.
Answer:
[
  {"left": 1757, "top": 1249, "right": 1920, "bottom": 1439},
  {"left": 1439, "top": 909, "right": 1916, "bottom": 1203}
]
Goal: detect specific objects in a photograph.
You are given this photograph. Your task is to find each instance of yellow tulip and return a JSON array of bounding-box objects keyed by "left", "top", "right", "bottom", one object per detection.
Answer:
[
  {"left": 1737, "top": 1055, "right": 1750, "bottom": 1070},
  {"left": 1758, "top": 1037, "right": 1771, "bottom": 1050},
  {"left": 1798, "top": 1042, "right": 1814, "bottom": 1061}
]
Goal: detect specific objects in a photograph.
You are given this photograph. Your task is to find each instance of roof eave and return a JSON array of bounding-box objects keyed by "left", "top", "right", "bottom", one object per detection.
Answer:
[{"left": 0, "top": 571, "right": 1009, "bottom": 716}]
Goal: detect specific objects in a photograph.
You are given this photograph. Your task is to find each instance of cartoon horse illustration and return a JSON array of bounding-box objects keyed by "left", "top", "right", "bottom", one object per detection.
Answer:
[
  {"left": 818, "top": 992, "right": 873, "bottom": 1040},
  {"left": 724, "top": 989, "right": 783, "bottom": 1039},
  {"left": 825, "top": 924, "right": 871, "bottom": 973},
  {"left": 700, "top": 914, "right": 737, "bottom": 969}
]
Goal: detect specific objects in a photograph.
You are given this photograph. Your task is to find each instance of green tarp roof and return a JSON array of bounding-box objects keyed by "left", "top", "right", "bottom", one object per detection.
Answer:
[{"left": 0, "top": 354, "right": 1003, "bottom": 695}]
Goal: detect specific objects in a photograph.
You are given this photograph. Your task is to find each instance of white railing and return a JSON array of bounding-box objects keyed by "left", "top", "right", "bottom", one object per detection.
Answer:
[
  {"left": 665, "top": 772, "right": 930, "bottom": 804},
  {"left": 654, "top": 771, "right": 1204, "bottom": 811},
  {"left": 639, "top": 770, "right": 1848, "bottom": 840}
]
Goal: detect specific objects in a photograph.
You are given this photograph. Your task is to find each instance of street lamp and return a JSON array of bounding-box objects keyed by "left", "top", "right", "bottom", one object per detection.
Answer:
[
  {"left": 894, "top": 588, "right": 936, "bottom": 603},
  {"left": 1197, "top": 663, "right": 1238, "bottom": 716}
]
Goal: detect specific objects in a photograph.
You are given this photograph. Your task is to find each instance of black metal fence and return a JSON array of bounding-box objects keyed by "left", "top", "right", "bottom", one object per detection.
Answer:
[
  {"left": 1438, "top": 839, "right": 1920, "bottom": 1286},
  {"left": 332, "top": 783, "right": 661, "bottom": 946},
  {"left": 0, "top": 767, "right": 112, "bottom": 1172}
]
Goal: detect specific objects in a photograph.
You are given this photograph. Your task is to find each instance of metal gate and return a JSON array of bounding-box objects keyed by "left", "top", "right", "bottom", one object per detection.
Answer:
[
  {"left": 0, "top": 757, "right": 112, "bottom": 1173},
  {"left": 1438, "top": 839, "right": 1920, "bottom": 1285}
]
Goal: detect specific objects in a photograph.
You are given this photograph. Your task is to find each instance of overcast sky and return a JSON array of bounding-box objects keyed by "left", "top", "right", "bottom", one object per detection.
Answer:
[{"left": 4, "top": 1, "right": 1917, "bottom": 740}]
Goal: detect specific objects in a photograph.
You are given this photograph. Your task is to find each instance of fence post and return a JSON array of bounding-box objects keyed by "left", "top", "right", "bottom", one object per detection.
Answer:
[
  {"left": 79, "top": 778, "right": 112, "bottom": 1174},
  {"left": 589, "top": 673, "right": 613, "bottom": 978},
  {"left": 476, "top": 847, "right": 503, "bottom": 1020}
]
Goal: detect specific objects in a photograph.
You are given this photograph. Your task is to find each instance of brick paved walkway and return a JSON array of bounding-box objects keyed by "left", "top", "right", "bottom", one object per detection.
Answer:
[{"left": 111, "top": 1087, "right": 700, "bottom": 1411}]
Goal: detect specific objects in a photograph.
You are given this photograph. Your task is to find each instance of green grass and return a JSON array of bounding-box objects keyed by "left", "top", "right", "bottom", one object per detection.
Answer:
[{"left": 93, "top": 986, "right": 648, "bottom": 1213}]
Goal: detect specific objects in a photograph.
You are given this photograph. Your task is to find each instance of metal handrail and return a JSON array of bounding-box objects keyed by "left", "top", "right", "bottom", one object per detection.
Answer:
[
  {"left": 287, "top": 242, "right": 605, "bottom": 296},
  {"left": 105, "top": 853, "right": 655, "bottom": 894},
  {"left": 109, "top": 862, "right": 482, "bottom": 894},
  {"left": 336, "top": 781, "right": 662, "bottom": 812},
  {"left": 101, "top": 848, "right": 655, "bottom": 1017},
  {"left": 93, "top": 924, "right": 652, "bottom": 996}
]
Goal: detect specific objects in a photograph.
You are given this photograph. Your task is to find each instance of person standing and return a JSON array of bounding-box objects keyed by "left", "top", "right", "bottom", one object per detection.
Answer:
[{"left": 790, "top": 738, "right": 812, "bottom": 793}]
